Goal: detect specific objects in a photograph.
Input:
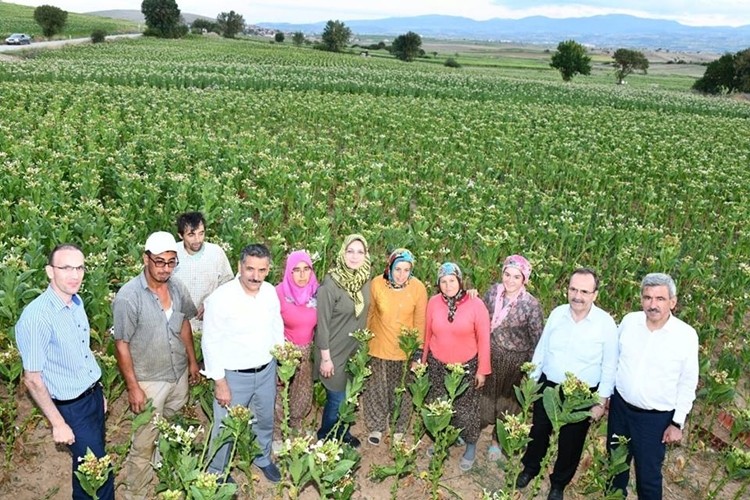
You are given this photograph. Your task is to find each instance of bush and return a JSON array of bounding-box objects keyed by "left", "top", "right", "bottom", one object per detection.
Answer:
[
  {"left": 91, "top": 30, "right": 107, "bottom": 44},
  {"left": 444, "top": 57, "right": 461, "bottom": 68}
]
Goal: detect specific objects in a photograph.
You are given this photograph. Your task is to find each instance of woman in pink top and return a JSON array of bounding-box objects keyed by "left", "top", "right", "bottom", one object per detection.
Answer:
[
  {"left": 275, "top": 250, "right": 319, "bottom": 429},
  {"left": 422, "top": 262, "right": 491, "bottom": 472}
]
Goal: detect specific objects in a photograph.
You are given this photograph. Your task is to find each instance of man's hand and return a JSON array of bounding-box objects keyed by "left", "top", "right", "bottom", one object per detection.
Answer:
[
  {"left": 188, "top": 361, "right": 201, "bottom": 385},
  {"left": 128, "top": 385, "right": 148, "bottom": 414},
  {"left": 590, "top": 404, "right": 606, "bottom": 421},
  {"left": 215, "top": 379, "right": 232, "bottom": 408},
  {"left": 52, "top": 422, "right": 76, "bottom": 446},
  {"left": 474, "top": 373, "right": 486, "bottom": 389},
  {"left": 662, "top": 424, "right": 683, "bottom": 444},
  {"left": 196, "top": 304, "right": 205, "bottom": 320}
]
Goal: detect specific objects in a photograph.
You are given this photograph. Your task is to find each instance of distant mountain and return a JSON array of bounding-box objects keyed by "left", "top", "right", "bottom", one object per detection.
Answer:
[
  {"left": 261, "top": 14, "right": 750, "bottom": 53},
  {"left": 88, "top": 10, "right": 211, "bottom": 25}
]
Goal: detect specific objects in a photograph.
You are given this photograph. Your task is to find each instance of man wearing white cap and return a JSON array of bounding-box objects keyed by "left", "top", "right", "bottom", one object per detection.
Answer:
[{"left": 113, "top": 231, "right": 199, "bottom": 499}]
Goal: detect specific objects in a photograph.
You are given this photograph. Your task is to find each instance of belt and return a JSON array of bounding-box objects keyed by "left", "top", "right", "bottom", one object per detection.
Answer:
[
  {"left": 615, "top": 389, "right": 670, "bottom": 414},
  {"left": 232, "top": 362, "right": 270, "bottom": 374},
  {"left": 53, "top": 379, "right": 102, "bottom": 406}
]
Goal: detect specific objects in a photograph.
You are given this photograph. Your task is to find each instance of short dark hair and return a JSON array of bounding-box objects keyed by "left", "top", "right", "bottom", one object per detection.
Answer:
[
  {"left": 570, "top": 267, "right": 599, "bottom": 291},
  {"left": 240, "top": 243, "right": 271, "bottom": 263},
  {"left": 176, "top": 212, "right": 206, "bottom": 236},
  {"left": 48, "top": 243, "right": 83, "bottom": 265}
]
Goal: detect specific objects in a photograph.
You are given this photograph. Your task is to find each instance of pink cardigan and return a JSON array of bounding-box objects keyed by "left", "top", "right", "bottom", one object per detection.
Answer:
[{"left": 422, "top": 294, "right": 491, "bottom": 375}]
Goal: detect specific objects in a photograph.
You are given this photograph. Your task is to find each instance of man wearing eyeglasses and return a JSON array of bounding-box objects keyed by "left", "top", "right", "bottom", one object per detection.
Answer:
[
  {"left": 173, "top": 211, "right": 233, "bottom": 332},
  {"left": 113, "top": 231, "right": 199, "bottom": 499},
  {"left": 517, "top": 268, "right": 618, "bottom": 500},
  {"left": 607, "top": 273, "right": 698, "bottom": 499},
  {"left": 16, "top": 243, "right": 115, "bottom": 500}
]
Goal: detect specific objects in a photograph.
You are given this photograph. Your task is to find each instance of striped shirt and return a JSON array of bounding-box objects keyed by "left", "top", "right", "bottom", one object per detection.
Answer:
[
  {"left": 15, "top": 286, "right": 101, "bottom": 400},
  {"left": 112, "top": 273, "right": 197, "bottom": 382}
]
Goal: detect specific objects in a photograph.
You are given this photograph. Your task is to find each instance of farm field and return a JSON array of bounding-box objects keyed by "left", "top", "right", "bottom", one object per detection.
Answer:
[{"left": 1, "top": 35, "right": 749, "bottom": 498}]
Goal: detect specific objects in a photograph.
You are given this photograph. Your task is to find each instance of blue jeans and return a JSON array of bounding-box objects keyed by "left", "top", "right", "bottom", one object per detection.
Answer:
[
  {"left": 317, "top": 388, "right": 350, "bottom": 440},
  {"left": 55, "top": 384, "right": 115, "bottom": 500}
]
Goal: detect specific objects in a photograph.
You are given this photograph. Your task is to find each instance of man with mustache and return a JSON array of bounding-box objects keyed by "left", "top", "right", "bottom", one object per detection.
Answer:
[
  {"left": 173, "top": 211, "right": 233, "bottom": 332},
  {"left": 201, "top": 243, "right": 285, "bottom": 483},
  {"left": 607, "top": 273, "right": 699, "bottom": 500},
  {"left": 516, "top": 268, "right": 618, "bottom": 500},
  {"left": 113, "top": 231, "right": 199, "bottom": 499}
]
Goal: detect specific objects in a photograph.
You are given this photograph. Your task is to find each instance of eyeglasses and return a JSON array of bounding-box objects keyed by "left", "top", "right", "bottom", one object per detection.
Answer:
[
  {"left": 147, "top": 254, "right": 179, "bottom": 268},
  {"left": 568, "top": 286, "right": 595, "bottom": 296},
  {"left": 51, "top": 265, "right": 87, "bottom": 273},
  {"left": 292, "top": 266, "right": 312, "bottom": 274}
]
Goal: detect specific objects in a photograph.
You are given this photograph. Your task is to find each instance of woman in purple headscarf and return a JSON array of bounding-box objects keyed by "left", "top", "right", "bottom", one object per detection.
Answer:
[
  {"left": 275, "top": 250, "right": 319, "bottom": 429},
  {"left": 480, "top": 254, "right": 544, "bottom": 461}
]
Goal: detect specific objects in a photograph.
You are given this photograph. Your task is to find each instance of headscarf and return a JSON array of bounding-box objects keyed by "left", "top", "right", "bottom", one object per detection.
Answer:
[
  {"left": 383, "top": 248, "right": 414, "bottom": 289},
  {"left": 278, "top": 250, "right": 319, "bottom": 306},
  {"left": 328, "top": 234, "right": 371, "bottom": 317},
  {"left": 437, "top": 262, "right": 466, "bottom": 323},
  {"left": 490, "top": 254, "right": 532, "bottom": 330}
]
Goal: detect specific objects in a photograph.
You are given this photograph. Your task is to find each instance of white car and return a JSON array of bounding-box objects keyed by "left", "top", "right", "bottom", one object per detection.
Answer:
[{"left": 5, "top": 33, "right": 32, "bottom": 45}]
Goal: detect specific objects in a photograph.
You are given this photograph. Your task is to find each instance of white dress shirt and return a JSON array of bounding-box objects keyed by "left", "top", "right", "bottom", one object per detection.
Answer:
[
  {"left": 614, "top": 311, "right": 699, "bottom": 425},
  {"left": 531, "top": 303, "right": 618, "bottom": 398},
  {"left": 201, "top": 279, "right": 284, "bottom": 380}
]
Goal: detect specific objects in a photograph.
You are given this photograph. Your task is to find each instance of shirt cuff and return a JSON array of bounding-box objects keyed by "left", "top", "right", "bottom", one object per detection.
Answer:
[{"left": 200, "top": 367, "right": 225, "bottom": 381}]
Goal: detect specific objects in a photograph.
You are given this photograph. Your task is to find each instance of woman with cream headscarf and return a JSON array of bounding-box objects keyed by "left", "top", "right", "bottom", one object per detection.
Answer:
[
  {"left": 275, "top": 250, "right": 319, "bottom": 430},
  {"left": 314, "top": 234, "right": 371, "bottom": 448},
  {"left": 480, "top": 254, "right": 544, "bottom": 461},
  {"left": 363, "top": 248, "right": 428, "bottom": 446}
]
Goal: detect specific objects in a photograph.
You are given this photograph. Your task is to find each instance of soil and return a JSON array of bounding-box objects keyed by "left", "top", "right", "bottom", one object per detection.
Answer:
[{"left": 0, "top": 388, "right": 743, "bottom": 499}]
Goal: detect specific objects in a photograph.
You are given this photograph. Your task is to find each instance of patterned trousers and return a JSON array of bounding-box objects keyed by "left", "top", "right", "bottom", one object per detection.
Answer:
[{"left": 363, "top": 357, "right": 412, "bottom": 434}]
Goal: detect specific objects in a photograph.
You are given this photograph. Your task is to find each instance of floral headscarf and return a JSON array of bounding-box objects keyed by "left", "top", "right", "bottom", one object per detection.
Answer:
[
  {"left": 277, "top": 250, "right": 319, "bottom": 307},
  {"left": 437, "top": 262, "right": 466, "bottom": 323},
  {"left": 383, "top": 248, "right": 414, "bottom": 289},
  {"left": 328, "top": 234, "right": 371, "bottom": 317},
  {"left": 490, "top": 254, "right": 532, "bottom": 330}
]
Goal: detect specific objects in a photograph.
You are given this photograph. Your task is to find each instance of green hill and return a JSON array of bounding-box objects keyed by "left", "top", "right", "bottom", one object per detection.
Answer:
[{"left": 0, "top": 2, "right": 140, "bottom": 40}]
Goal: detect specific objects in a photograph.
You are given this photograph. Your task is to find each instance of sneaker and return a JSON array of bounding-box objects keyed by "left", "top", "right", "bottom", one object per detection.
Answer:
[
  {"left": 516, "top": 470, "right": 534, "bottom": 489},
  {"left": 342, "top": 433, "right": 361, "bottom": 448},
  {"left": 257, "top": 462, "right": 281, "bottom": 483},
  {"left": 368, "top": 431, "right": 382, "bottom": 446}
]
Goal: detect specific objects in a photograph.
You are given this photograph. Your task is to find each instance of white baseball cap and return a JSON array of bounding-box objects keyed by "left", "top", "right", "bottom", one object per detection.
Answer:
[{"left": 145, "top": 231, "right": 178, "bottom": 254}]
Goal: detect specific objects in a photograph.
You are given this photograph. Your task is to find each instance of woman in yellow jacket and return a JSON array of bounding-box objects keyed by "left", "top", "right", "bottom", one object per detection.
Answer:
[{"left": 363, "top": 248, "right": 428, "bottom": 446}]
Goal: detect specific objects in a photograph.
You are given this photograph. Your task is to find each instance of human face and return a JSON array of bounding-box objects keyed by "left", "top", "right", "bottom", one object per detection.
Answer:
[
  {"left": 567, "top": 273, "right": 598, "bottom": 317},
  {"left": 641, "top": 285, "right": 676, "bottom": 329},
  {"left": 439, "top": 274, "right": 460, "bottom": 298},
  {"left": 239, "top": 256, "right": 270, "bottom": 295},
  {"left": 144, "top": 251, "right": 178, "bottom": 283},
  {"left": 502, "top": 266, "right": 524, "bottom": 296},
  {"left": 46, "top": 248, "right": 85, "bottom": 302},
  {"left": 181, "top": 223, "right": 205, "bottom": 255},
  {"left": 291, "top": 262, "right": 313, "bottom": 287},
  {"left": 392, "top": 261, "right": 412, "bottom": 286},
  {"left": 343, "top": 240, "right": 366, "bottom": 270}
]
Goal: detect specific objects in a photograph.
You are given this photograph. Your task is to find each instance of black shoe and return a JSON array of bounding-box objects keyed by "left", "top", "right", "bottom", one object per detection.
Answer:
[
  {"left": 547, "top": 486, "right": 564, "bottom": 500},
  {"left": 342, "top": 433, "right": 361, "bottom": 448},
  {"left": 257, "top": 462, "right": 281, "bottom": 483},
  {"left": 516, "top": 470, "right": 534, "bottom": 489}
]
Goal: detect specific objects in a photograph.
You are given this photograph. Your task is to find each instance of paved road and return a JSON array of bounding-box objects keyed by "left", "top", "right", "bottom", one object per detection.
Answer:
[{"left": 0, "top": 33, "right": 142, "bottom": 53}]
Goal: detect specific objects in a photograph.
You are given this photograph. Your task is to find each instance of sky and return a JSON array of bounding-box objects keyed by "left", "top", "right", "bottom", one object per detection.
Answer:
[{"left": 8, "top": 0, "right": 750, "bottom": 27}]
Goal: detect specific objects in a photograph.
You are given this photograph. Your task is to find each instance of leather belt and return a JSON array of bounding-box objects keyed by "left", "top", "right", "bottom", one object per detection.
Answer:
[
  {"left": 232, "top": 362, "right": 270, "bottom": 374},
  {"left": 53, "top": 379, "right": 102, "bottom": 406}
]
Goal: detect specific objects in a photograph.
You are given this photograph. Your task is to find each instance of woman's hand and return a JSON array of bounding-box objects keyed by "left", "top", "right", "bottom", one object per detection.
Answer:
[
  {"left": 474, "top": 373, "right": 486, "bottom": 389},
  {"left": 320, "top": 358, "right": 335, "bottom": 378}
]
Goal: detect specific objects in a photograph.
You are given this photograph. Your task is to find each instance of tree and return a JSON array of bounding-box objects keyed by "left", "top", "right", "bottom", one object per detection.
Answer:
[
  {"left": 141, "top": 0, "right": 183, "bottom": 38},
  {"left": 735, "top": 48, "right": 750, "bottom": 93},
  {"left": 391, "top": 31, "right": 422, "bottom": 62},
  {"left": 191, "top": 18, "right": 219, "bottom": 34},
  {"left": 550, "top": 40, "right": 592, "bottom": 82},
  {"left": 274, "top": 31, "right": 285, "bottom": 43},
  {"left": 613, "top": 48, "right": 649, "bottom": 84},
  {"left": 217, "top": 10, "right": 244, "bottom": 38},
  {"left": 321, "top": 20, "right": 351, "bottom": 52},
  {"left": 33, "top": 5, "right": 68, "bottom": 38},
  {"left": 292, "top": 31, "right": 305, "bottom": 46},
  {"left": 693, "top": 52, "right": 737, "bottom": 94}
]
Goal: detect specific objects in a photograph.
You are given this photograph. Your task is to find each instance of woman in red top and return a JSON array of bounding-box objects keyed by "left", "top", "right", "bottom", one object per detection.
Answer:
[
  {"left": 422, "top": 262, "right": 491, "bottom": 471},
  {"left": 275, "top": 250, "right": 319, "bottom": 429}
]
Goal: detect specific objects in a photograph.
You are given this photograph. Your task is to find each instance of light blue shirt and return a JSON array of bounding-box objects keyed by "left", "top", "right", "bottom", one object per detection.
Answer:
[
  {"left": 530, "top": 303, "right": 618, "bottom": 398},
  {"left": 15, "top": 286, "right": 101, "bottom": 400}
]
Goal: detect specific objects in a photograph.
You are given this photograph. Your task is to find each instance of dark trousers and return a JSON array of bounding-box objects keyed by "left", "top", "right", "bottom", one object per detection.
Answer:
[
  {"left": 607, "top": 389, "right": 673, "bottom": 500},
  {"left": 521, "top": 374, "right": 595, "bottom": 489},
  {"left": 55, "top": 384, "right": 115, "bottom": 500}
]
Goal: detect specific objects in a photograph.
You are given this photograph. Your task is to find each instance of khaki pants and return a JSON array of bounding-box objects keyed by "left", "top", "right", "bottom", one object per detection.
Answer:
[{"left": 121, "top": 370, "right": 189, "bottom": 500}]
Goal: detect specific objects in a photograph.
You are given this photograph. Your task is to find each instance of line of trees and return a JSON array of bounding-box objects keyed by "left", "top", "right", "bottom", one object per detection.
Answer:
[{"left": 693, "top": 48, "right": 750, "bottom": 94}]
